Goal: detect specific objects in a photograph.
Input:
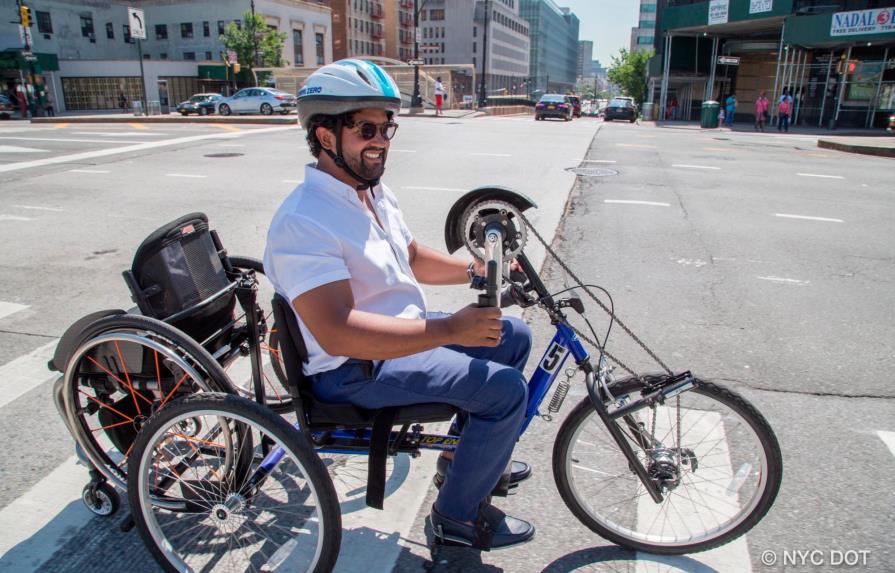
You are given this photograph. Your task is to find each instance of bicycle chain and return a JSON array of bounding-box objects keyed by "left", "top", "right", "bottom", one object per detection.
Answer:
[{"left": 519, "top": 211, "right": 674, "bottom": 378}]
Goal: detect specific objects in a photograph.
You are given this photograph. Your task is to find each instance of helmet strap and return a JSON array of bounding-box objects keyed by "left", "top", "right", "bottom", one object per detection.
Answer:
[{"left": 322, "top": 114, "right": 380, "bottom": 195}]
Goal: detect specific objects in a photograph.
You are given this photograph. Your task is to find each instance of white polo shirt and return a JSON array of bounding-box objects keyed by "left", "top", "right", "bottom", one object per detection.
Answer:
[{"left": 263, "top": 163, "right": 428, "bottom": 375}]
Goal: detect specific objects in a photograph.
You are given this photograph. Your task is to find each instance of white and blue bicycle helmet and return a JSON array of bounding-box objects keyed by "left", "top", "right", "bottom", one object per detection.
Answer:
[{"left": 298, "top": 59, "right": 402, "bottom": 189}]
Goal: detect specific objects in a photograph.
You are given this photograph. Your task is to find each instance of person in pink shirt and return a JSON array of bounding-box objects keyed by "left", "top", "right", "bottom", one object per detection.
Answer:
[
  {"left": 754, "top": 91, "right": 769, "bottom": 132},
  {"left": 777, "top": 93, "right": 792, "bottom": 133}
]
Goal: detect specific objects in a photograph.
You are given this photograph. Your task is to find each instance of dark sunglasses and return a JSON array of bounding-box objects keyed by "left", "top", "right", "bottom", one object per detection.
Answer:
[{"left": 345, "top": 120, "right": 399, "bottom": 141}]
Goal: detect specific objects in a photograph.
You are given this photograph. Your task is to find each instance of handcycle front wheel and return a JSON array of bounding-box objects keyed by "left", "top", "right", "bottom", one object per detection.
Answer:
[
  {"left": 128, "top": 392, "right": 341, "bottom": 573},
  {"left": 553, "top": 375, "right": 782, "bottom": 555}
]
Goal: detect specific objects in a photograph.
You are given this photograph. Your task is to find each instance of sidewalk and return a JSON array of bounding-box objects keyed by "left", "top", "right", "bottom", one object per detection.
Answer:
[{"left": 647, "top": 120, "right": 895, "bottom": 158}]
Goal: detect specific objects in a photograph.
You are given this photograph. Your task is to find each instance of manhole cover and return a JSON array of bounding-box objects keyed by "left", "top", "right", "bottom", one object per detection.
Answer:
[
  {"left": 204, "top": 153, "right": 244, "bottom": 158},
  {"left": 566, "top": 166, "right": 619, "bottom": 177}
]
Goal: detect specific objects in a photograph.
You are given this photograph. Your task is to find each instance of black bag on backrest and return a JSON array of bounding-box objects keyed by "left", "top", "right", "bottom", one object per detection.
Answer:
[{"left": 130, "top": 213, "right": 235, "bottom": 343}]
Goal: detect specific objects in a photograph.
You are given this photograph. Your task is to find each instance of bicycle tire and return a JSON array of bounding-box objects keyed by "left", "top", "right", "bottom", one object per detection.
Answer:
[
  {"left": 553, "top": 375, "right": 782, "bottom": 555},
  {"left": 128, "top": 392, "right": 341, "bottom": 573},
  {"left": 61, "top": 313, "right": 235, "bottom": 491},
  {"left": 228, "top": 255, "right": 293, "bottom": 412}
]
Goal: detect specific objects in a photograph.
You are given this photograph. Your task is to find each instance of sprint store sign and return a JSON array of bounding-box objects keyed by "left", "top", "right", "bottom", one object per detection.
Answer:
[{"left": 831, "top": 8, "right": 895, "bottom": 37}]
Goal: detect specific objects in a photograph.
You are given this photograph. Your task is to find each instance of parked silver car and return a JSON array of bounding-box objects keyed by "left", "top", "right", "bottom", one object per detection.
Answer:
[{"left": 217, "top": 88, "right": 297, "bottom": 116}]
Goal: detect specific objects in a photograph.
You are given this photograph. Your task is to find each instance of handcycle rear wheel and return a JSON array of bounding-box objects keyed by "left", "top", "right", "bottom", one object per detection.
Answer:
[
  {"left": 128, "top": 393, "right": 341, "bottom": 573},
  {"left": 553, "top": 375, "right": 782, "bottom": 555},
  {"left": 227, "top": 256, "right": 293, "bottom": 412},
  {"left": 61, "top": 314, "right": 234, "bottom": 492}
]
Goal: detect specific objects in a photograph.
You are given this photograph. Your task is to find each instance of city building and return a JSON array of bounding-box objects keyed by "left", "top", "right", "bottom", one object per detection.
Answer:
[
  {"left": 519, "top": 0, "right": 579, "bottom": 95},
  {"left": 577, "top": 39, "right": 593, "bottom": 78},
  {"left": 630, "top": 0, "right": 658, "bottom": 53},
  {"left": 0, "top": 0, "right": 332, "bottom": 113},
  {"left": 650, "top": 0, "right": 895, "bottom": 129},
  {"left": 382, "top": 0, "right": 415, "bottom": 62}
]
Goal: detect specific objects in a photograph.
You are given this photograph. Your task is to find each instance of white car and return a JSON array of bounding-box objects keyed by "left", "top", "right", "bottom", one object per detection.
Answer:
[{"left": 217, "top": 88, "right": 297, "bottom": 116}]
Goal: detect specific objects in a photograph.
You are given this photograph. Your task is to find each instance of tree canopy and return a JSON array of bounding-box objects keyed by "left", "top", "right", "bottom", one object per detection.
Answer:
[
  {"left": 607, "top": 48, "right": 653, "bottom": 106},
  {"left": 221, "top": 11, "right": 288, "bottom": 72}
]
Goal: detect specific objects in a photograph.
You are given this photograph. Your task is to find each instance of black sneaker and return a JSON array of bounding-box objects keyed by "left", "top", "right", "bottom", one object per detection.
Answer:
[
  {"left": 432, "top": 456, "right": 532, "bottom": 496},
  {"left": 429, "top": 504, "right": 535, "bottom": 550}
]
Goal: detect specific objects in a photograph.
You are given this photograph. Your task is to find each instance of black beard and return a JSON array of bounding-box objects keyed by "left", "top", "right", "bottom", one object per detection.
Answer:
[{"left": 346, "top": 148, "right": 386, "bottom": 181}]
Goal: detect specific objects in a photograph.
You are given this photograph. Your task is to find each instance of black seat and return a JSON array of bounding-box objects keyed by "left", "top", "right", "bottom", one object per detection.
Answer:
[{"left": 271, "top": 293, "right": 456, "bottom": 431}]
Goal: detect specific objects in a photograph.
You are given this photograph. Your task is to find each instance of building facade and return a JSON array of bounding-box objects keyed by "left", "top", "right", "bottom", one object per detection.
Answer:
[
  {"left": 650, "top": 0, "right": 895, "bottom": 129},
  {"left": 630, "top": 0, "right": 658, "bottom": 53},
  {"left": 0, "top": 0, "right": 332, "bottom": 113},
  {"left": 577, "top": 39, "right": 592, "bottom": 78},
  {"left": 520, "top": 0, "right": 579, "bottom": 95},
  {"left": 382, "top": 0, "right": 415, "bottom": 62}
]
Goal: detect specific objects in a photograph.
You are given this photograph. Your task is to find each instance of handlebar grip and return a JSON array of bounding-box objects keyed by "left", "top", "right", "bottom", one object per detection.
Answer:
[{"left": 477, "top": 260, "right": 500, "bottom": 308}]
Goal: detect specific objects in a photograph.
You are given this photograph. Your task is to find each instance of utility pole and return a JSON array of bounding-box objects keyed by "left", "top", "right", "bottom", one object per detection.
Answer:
[
  {"left": 15, "top": 0, "right": 36, "bottom": 117},
  {"left": 478, "top": 0, "right": 489, "bottom": 108},
  {"left": 411, "top": 0, "right": 423, "bottom": 109}
]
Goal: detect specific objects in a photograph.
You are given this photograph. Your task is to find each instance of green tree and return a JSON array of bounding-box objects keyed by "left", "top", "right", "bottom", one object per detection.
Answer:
[
  {"left": 607, "top": 48, "right": 653, "bottom": 106},
  {"left": 221, "top": 10, "right": 288, "bottom": 83}
]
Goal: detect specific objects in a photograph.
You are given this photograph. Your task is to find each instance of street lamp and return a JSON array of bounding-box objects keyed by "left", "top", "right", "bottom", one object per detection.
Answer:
[
  {"left": 411, "top": 0, "right": 424, "bottom": 109},
  {"left": 478, "top": 0, "right": 489, "bottom": 108}
]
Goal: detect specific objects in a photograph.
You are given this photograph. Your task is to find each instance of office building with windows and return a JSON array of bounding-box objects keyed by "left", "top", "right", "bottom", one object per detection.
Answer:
[
  {"left": 0, "top": 0, "right": 332, "bottom": 113},
  {"left": 630, "top": 0, "right": 658, "bottom": 53},
  {"left": 577, "top": 39, "right": 593, "bottom": 78},
  {"left": 520, "top": 0, "right": 579, "bottom": 95}
]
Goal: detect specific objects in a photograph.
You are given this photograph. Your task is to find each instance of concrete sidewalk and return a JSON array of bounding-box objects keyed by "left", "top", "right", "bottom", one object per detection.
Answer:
[{"left": 645, "top": 120, "right": 894, "bottom": 158}]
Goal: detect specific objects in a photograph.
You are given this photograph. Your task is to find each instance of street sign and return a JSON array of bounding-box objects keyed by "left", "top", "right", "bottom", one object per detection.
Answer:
[
  {"left": 128, "top": 8, "right": 146, "bottom": 40},
  {"left": 407, "top": 59, "right": 424, "bottom": 66},
  {"left": 718, "top": 55, "right": 740, "bottom": 65},
  {"left": 22, "top": 52, "right": 37, "bottom": 62}
]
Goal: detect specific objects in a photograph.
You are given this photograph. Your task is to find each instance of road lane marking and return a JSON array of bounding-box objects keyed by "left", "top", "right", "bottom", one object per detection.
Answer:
[
  {"left": 878, "top": 431, "right": 895, "bottom": 459},
  {"left": 405, "top": 186, "right": 466, "bottom": 192},
  {"left": 0, "top": 454, "right": 91, "bottom": 572},
  {"left": 67, "top": 169, "right": 110, "bottom": 174},
  {"left": 0, "top": 145, "right": 49, "bottom": 153},
  {"left": 71, "top": 131, "right": 166, "bottom": 137},
  {"left": 774, "top": 213, "right": 844, "bottom": 223},
  {"left": 470, "top": 152, "right": 511, "bottom": 157},
  {"left": 0, "top": 215, "right": 35, "bottom": 221},
  {"left": 0, "top": 136, "right": 148, "bottom": 144},
  {"left": 128, "top": 123, "right": 148, "bottom": 130},
  {"left": 797, "top": 173, "right": 844, "bottom": 180},
  {"left": 53, "top": 123, "right": 69, "bottom": 129},
  {"left": 165, "top": 173, "right": 207, "bottom": 178},
  {"left": 212, "top": 124, "right": 242, "bottom": 132},
  {"left": 13, "top": 205, "right": 63, "bottom": 212},
  {"left": 758, "top": 276, "right": 810, "bottom": 286},
  {"left": 0, "top": 126, "right": 293, "bottom": 174},
  {"left": 616, "top": 143, "right": 656, "bottom": 148},
  {"left": 0, "top": 340, "right": 57, "bottom": 410},
  {"left": 702, "top": 146, "right": 729, "bottom": 152},
  {"left": 604, "top": 200, "right": 670, "bottom": 207},
  {"left": 672, "top": 164, "right": 721, "bottom": 170},
  {"left": 582, "top": 159, "right": 616, "bottom": 163},
  {"left": 0, "top": 301, "right": 28, "bottom": 321}
]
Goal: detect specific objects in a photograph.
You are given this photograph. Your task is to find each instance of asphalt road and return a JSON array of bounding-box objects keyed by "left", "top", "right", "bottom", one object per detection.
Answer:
[{"left": 1, "top": 116, "right": 892, "bottom": 573}]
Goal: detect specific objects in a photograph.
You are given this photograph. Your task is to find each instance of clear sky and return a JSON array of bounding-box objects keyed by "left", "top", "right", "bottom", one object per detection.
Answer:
[{"left": 559, "top": 0, "right": 641, "bottom": 67}]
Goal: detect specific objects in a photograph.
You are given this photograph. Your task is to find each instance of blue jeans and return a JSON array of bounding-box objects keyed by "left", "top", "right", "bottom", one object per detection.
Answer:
[
  {"left": 310, "top": 312, "right": 532, "bottom": 523},
  {"left": 778, "top": 114, "right": 789, "bottom": 132}
]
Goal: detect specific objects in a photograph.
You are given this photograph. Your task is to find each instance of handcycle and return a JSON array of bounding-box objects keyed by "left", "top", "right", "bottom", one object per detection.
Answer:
[
  {"left": 50, "top": 212, "right": 292, "bottom": 516},
  {"left": 124, "top": 188, "right": 783, "bottom": 572}
]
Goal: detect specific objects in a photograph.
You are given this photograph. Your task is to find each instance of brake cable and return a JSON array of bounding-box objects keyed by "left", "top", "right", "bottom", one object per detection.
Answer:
[{"left": 518, "top": 211, "right": 674, "bottom": 378}]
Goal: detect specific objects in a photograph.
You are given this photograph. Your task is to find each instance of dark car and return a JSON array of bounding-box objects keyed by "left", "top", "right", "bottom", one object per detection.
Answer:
[
  {"left": 603, "top": 98, "right": 637, "bottom": 123},
  {"left": 535, "top": 94, "right": 573, "bottom": 121},
  {"left": 0, "top": 94, "right": 17, "bottom": 119},
  {"left": 176, "top": 93, "right": 222, "bottom": 116},
  {"left": 568, "top": 95, "right": 582, "bottom": 118}
]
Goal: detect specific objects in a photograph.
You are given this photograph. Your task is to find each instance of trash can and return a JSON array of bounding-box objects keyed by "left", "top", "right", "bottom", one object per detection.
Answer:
[
  {"left": 700, "top": 101, "right": 720, "bottom": 128},
  {"left": 132, "top": 100, "right": 144, "bottom": 116},
  {"left": 641, "top": 102, "right": 654, "bottom": 121}
]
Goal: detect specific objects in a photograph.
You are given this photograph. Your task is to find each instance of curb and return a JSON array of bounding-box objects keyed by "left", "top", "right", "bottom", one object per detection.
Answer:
[
  {"left": 31, "top": 115, "right": 298, "bottom": 125},
  {"left": 817, "top": 139, "right": 895, "bottom": 158}
]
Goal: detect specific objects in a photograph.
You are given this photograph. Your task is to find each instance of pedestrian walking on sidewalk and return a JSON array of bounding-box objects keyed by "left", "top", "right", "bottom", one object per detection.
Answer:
[
  {"left": 754, "top": 91, "right": 769, "bottom": 132},
  {"left": 725, "top": 93, "right": 737, "bottom": 127},
  {"left": 777, "top": 96, "right": 791, "bottom": 133},
  {"left": 718, "top": 106, "right": 725, "bottom": 126},
  {"left": 434, "top": 77, "right": 445, "bottom": 117}
]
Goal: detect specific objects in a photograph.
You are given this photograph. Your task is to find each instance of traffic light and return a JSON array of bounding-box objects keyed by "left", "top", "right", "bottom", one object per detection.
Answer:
[
  {"left": 20, "top": 5, "right": 32, "bottom": 28},
  {"left": 232, "top": 63, "right": 241, "bottom": 74}
]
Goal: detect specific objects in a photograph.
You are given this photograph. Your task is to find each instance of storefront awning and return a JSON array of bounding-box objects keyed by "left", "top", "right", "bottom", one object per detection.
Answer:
[{"left": 198, "top": 64, "right": 228, "bottom": 81}]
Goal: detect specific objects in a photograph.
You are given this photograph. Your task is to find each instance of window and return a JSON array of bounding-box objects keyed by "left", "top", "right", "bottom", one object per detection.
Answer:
[
  {"left": 105, "top": 22, "right": 114, "bottom": 39},
  {"left": 473, "top": 27, "right": 476, "bottom": 37},
  {"left": 160, "top": 52, "right": 168, "bottom": 59},
  {"left": 641, "top": 4, "right": 657, "bottom": 12},
  {"left": 203, "top": 21, "right": 210, "bottom": 37},
  {"left": 293, "top": 29, "right": 304, "bottom": 66},
  {"left": 316, "top": 32, "right": 325, "bottom": 65},
  {"left": 235, "top": 19, "right": 241, "bottom": 30},
  {"left": 217, "top": 20, "right": 225, "bottom": 35},
  {"left": 639, "top": 19, "right": 656, "bottom": 28},
  {"left": 36, "top": 11, "right": 52, "bottom": 34},
  {"left": 184, "top": 51, "right": 196, "bottom": 60},
  {"left": 123, "top": 24, "right": 133, "bottom": 43},
  {"left": 81, "top": 15, "right": 94, "bottom": 38},
  {"left": 205, "top": 51, "right": 212, "bottom": 60},
  {"left": 637, "top": 36, "right": 654, "bottom": 45},
  {"left": 155, "top": 24, "right": 167, "bottom": 39},
  {"left": 473, "top": 41, "right": 476, "bottom": 53},
  {"left": 181, "top": 22, "right": 193, "bottom": 38},
  {"left": 143, "top": 53, "right": 150, "bottom": 59},
  {"left": 430, "top": 9, "right": 444, "bottom": 20}
]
